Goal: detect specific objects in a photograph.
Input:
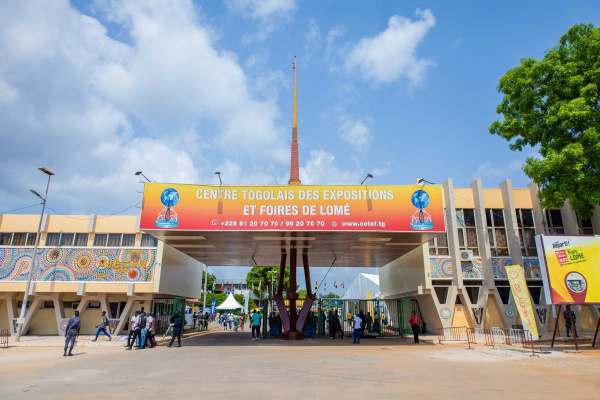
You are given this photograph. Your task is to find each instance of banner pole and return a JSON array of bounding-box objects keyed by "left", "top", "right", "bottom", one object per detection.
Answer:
[
  {"left": 570, "top": 306, "right": 579, "bottom": 351},
  {"left": 551, "top": 304, "right": 561, "bottom": 348},
  {"left": 592, "top": 310, "right": 599, "bottom": 348}
]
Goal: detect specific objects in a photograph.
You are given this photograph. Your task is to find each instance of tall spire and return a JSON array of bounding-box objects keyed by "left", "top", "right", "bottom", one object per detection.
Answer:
[{"left": 288, "top": 56, "right": 301, "bottom": 185}]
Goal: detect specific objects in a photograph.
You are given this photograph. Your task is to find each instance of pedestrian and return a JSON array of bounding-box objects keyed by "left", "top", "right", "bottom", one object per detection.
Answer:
[
  {"left": 92, "top": 310, "right": 111, "bottom": 342},
  {"left": 197, "top": 312, "right": 203, "bottom": 332},
  {"left": 359, "top": 310, "right": 366, "bottom": 338},
  {"left": 352, "top": 313, "right": 363, "bottom": 344},
  {"left": 228, "top": 312, "right": 233, "bottom": 330},
  {"left": 63, "top": 310, "right": 81, "bottom": 356},
  {"left": 239, "top": 312, "right": 245, "bottom": 331},
  {"left": 251, "top": 309, "right": 261, "bottom": 340},
  {"left": 233, "top": 313, "right": 239, "bottom": 332},
  {"left": 144, "top": 312, "right": 155, "bottom": 348},
  {"left": 223, "top": 313, "right": 228, "bottom": 330},
  {"left": 564, "top": 305, "right": 578, "bottom": 338},
  {"left": 409, "top": 311, "right": 420, "bottom": 344},
  {"left": 139, "top": 307, "right": 147, "bottom": 348},
  {"left": 167, "top": 310, "right": 183, "bottom": 348},
  {"left": 204, "top": 312, "right": 209, "bottom": 330},
  {"left": 126, "top": 311, "right": 142, "bottom": 350}
]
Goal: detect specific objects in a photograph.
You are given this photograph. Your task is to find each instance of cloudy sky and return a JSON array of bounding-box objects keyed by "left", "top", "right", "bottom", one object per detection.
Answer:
[{"left": 1, "top": 1, "right": 598, "bottom": 290}]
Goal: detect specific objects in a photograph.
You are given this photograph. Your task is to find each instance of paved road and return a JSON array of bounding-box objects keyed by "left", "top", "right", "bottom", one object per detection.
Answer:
[{"left": 1, "top": 329, "right": 599, "bottom": 399}]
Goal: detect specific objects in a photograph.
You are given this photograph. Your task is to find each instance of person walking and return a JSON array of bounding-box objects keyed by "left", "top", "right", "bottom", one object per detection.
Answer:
[
  {"left": 144, "top": 312, "right": 155, "bottom": 348},
  {"left": 167, "top": 310, "right": 183, "bottom": 348},
  {"left": 139, "top": 307, "right": 147, "bottom": 348},
  {"left": 228, "top": 312, "right": 234, "bottom": 330},
  {"left": 233, "top": 313, "right": 239, "bottom": 332},
  {"left": 564, "top": 305, "right": 578, "bottom": 338},
  {"left": 239, "top": 312, "right": 245, "bottom": 331},
  {"left": 409, "top": 311, "right": 420, "bottom": 344},
  {"left": 251, "top": 310, "right": 261, "bottom": 340},
  {"left": 223, "top": 313, "right": 228, "bottom": 330},
  {"left": 92, "top": 310, "right": 111, "bottom": 342},
  {"left": 63, "top": 310, "right": 81, "bottom": 356},
  {"left": 352, "top": 313, "right": 363, "bottom": 344},
  {"left": 126, "top": 311, "right": 142, "bottom": 350}
]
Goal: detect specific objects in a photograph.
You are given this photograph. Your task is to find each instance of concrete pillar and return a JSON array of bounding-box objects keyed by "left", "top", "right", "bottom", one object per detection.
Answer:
[
  {"left": 561, "top": 201, "right": 579, "bottom": 235},
  {"left": 527, "top": 182, "right": 548, "bottom": 235},
  {"left": 443, "top": 179, "right": 463, "bottom": 289},
  {"left": 500, "top": 179, "right": 523, "bottom": 266},
  {"left": 471, "top": 179, "right": 494, "bottom": 288},
  {"left": 591, "top": 205, "right": 600, "bottom": 235}
]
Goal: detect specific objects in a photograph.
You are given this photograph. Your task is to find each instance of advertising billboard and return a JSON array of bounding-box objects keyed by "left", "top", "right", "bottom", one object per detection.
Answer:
[
  {"left": 140, "top": 183, "right": 445, "bottom": 233},
  {"left": 536, "top": 235, "right": 600, "bottom": 304}
]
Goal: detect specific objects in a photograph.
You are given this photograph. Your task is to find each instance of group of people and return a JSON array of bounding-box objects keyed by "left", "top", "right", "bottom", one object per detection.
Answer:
[
  {"left": 219, "top": 311, "right": 246, "bottom": 332},
  {"left": 124, "top": 306, "right": 158, "bottom": 350},
  {"left": 193, "top": 312, "right": 210, "bottom": 331}
]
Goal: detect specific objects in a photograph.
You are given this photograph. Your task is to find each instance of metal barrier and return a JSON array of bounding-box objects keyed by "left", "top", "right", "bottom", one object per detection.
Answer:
[
  {"left": 1, "top": 329, "right": 8, "bottom": 348},
  {"left": 439, "top": 326, "right": 537, "bottom": 356}
]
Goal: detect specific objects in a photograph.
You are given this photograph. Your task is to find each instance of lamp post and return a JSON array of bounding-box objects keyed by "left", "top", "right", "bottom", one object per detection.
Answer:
[
  {"left": 135, "top": 171, "right": 151, "bottom": 183},
  {"left": 360, "top": 174, "right": 373, "bottom": 185},
  {"left": 215, "top": 172, "right": 223, "bottom": 185},
  {"left": 268, "top": 270, "right": 277, "bottom": 315},
  {"left": 416, "top": 178, "right": 436, "bottom": 185},
  {"left": 15, "top": 167, "right": 54, "bottom": 342}
]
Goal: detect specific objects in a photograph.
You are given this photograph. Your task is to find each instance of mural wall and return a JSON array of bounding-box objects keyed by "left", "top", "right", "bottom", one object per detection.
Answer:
[
  {"left": 430, "top": 257, "right": 542, "bottom": 280},
  {"left": 0, "top": 247, "right": 156, "bottom": 282}
]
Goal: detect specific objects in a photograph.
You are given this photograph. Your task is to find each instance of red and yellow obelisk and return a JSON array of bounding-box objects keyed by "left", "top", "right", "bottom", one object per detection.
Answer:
[{"left": 288, "top": 57, "right": 301, "bottom": 185}]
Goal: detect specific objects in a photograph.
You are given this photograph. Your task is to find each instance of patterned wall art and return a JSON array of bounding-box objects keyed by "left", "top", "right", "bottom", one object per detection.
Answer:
[
  {"left": 461, "top": 258, "right": 483, "bottom": 279},
  {"left": 0, "top": 247, "right": 156, "bottom": 282},
  {"left": 492, "top": 257, "right": 541, "bottom": 279},
  {"left": 440, "top": 307, "right": 452, "bottom": 319},
  {"left": 430, "top": 257, "right": 453, "bottom": 279},
  {"left": 504, "top": 307, "right": 516, "bottom": 318}
]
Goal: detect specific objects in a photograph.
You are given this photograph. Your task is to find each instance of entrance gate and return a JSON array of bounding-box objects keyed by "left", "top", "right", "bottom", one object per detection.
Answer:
[
  {"left": 262, "top": 298, "right": 423, "bottom": 339},
  {"left": 153, "top": 297, "right": 186, "bottom": 334}
]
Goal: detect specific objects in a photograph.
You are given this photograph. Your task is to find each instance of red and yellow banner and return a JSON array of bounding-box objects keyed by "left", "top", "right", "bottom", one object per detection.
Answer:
[
  {"left": 505, "top": 265, "right": 539, "bottom": 340},
  {"left": 536, "top": 235, "right": 600, "bottom": 304},
  {"left": 140, "top": 183, "right": 445, "bottom": 232}
]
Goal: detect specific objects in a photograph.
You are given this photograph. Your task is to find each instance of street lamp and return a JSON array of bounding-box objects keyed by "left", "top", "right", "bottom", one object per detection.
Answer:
[
  {"left": 215, "top": 172, "right": 223, "bottom": 185},
  {"left": 135, "top": 171, "right": 151, "bottom": 182},
  {"left": 416, "top": 178, "right": 437, "bottom": 185},
  {"left": 15, "top": 166, "right": 54, "bottom": 342},
  {"left": 360, "top": 174, "right": 373, "bottom": 185}
]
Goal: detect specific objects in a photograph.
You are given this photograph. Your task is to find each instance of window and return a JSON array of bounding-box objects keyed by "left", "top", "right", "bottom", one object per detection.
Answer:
[
  {"left": 0, "top": 233, "right": 12, "bottom": 245},
  {"left": 545, "top": 210, "right": 564, "bottom": 234},
  {"left": 93, "top": 234, "right": 108, "bottom": 247},
  {"left": 577, "top": 214, "right": 593, "bottom": 235},
  {"left": 74, "top": 233, "right": 89, "bottom": 247},
  {"left": 428, "top": 234, "right": 449, "bottom": 255},
  {"left": 141, "top": 234, "right": 158, "bottom": 247},
  {"left": 11, "top": 233, "right": 27, "bottom": 246},
  {"left": 43, "top": 301, "right": 55, "bottom": 309},
  {"left": 516, "top": 209, "right": 537, "bottom": 256},
  {"left": 486, "top": 209, "right": 509, "bottom": 256},
  {"left": 45, "top": 233, "right": 61, "bottom": 246},
  {"left": 26, "top": 233, "right": 37, "bottom": 246},
  {"left": 496, "top": 280, "right": 511, "bottom": 304},
  {"left": 122, "top": 234, "right": 136, "bottom": 247},
  {"left": 107, "top": 233, "right": 122, "bottom": 247},
  {"left": 87, "top": 301, "right": 101, "bottom": 309},
  {"left": 456, "top": 209, "right": 479, "bottom": 255},
  {"left": 59, "top": 233, "right": 74, "bottom": 246}
]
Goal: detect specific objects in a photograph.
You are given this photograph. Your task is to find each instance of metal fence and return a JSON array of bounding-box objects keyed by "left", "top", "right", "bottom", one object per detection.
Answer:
[
  {"left": 261, "top": 298, "right": 423, "bottom": 339},
  {"left": 437, "top": 326, "right": 537, "bottom": 356},
  {"left": 0, "top": 329, "right": 8, "bottom": 348}
]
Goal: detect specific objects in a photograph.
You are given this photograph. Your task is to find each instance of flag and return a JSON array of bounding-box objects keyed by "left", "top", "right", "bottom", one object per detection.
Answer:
[
  {"left": 259, "top": 280, "right": 262, "bottom": 292},
  {"left": 239, "top": 281, "right": 242, "bottom": 290},
  {"left": 211, "top": 281, "right": 215, "bottom": 292},
  {"left": 341, "top": 282, "right": 344, "bottom": 288},
  {"left": 252, "top": 281, "right": 255, "bottom": 291},
  {"left": 334, "top": 281, "right": 337, "bottom": 288},
  {"left": 220, "top": 282, "right": 223, "bottom": 291},
  {"left": 324, "top": 281, "right": 326, "bottom": 291},
  {"left": 314, "top": 281, "right": 318, "bottom": 291},
  {"left": 232, "top": 283, "right": 234, "bottom": 291}
]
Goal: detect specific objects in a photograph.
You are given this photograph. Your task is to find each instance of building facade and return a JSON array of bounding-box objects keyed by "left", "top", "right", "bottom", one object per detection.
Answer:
[
  {"left": 0, "top": 214, "right": 204, "bottom": 336},
  {"left": 380, "top": 179, "right": 600, "bottom": 334}
]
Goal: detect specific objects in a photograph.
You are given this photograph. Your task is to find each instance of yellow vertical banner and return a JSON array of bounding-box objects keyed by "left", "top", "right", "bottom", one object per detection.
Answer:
[{"left": 505, "top": 265, "right": 539, "bottom": 340}]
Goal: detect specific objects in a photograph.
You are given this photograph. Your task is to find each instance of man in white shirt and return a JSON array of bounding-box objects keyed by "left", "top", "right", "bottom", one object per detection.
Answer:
[{"left": 352, "top": 313, "right": 363, "bottom": 344}]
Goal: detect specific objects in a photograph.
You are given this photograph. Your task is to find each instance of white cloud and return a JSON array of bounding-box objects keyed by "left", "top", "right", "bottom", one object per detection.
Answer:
[
  {"left": 325, "top": 27, "right": 345, "bottom": 72},
  {"left": 338, "top": 118, "right": 372, "bottom": 148},
  {"left": 344, "top": 9, "right": 435, "bottom": 86},
  {"left": 297, "top": 150, "right": 362, "bottom": 185},
  {"left": 225, "top": 0, "right": 296, "bottom": 20},
  {"left": 304, "top": 19, "right": 322, "bottom": 62},
  {"left": 474, "top": 159, "right": 524, "bottom": 180},
  {"left": 0, "top": 0, "right": 288, "bottom": 214}
]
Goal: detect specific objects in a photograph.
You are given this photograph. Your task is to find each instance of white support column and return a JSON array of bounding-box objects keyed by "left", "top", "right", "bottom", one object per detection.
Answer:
[
  {"left": 500, "top": 179, "right": 523, "bottom": 267},
  {"left": 471, "top": 179, "right": 494, "bottom": 288},
  {"left": 527, "top": 182, "right": 548, "bottom": 235},
  {"left": 561, "top": 201, "right": 579, "bottom": 235},
  {"left": 19, "top": 297, "right": 44, "bottom": 336},
  {"left": 443, "top": 179, "right": 463, "bottom": 289}
]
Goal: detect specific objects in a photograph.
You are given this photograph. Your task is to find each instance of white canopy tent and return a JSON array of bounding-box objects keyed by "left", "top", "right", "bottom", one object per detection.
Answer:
[
  {"left": 342, "top": 273, "right": 380, "bottom": 300},
  {"left": 215, "top": 293, "right": 244, "bottom": 310}
]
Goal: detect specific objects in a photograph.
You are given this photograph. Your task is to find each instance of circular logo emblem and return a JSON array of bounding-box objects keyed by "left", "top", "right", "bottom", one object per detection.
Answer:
[
  {"left": 411, "top": 190, "right": 430, "bottom": 209},
  {"left": 332, "top": 221, "right": 337, "bottom": 227},
  {"left": 565, "top": 272, "right": 586, "bottom": 293},
  {"left": 160, "top": 188, "right": 180, "bottom": 207},
  {"left": 60, "top": 320, "right": 69, "bottom": 331},
  {"left": 440, "top": 307, "right": 451, "bottom": 319},
  {"left": 505, "top": 307, "right": 516, "bottom": 318}
]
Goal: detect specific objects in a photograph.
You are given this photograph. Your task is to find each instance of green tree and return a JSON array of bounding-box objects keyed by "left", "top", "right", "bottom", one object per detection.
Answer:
[
  {"left": 246, "top": 266, "right": 290, "bottom": 298},
  {"left": 201, "top": 270, "right": 216, "bottom": 292},
  {"left": 490, "top": 23, "right": 600, "bottom": 219},
  {"left": 297, "top": 289, "right": 307, "bottom": 299},
  {"left": 322, "top": 292, "right": 340, "bottom": 298}
]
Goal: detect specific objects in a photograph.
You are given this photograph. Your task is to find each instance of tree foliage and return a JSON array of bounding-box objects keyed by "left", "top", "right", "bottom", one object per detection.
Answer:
[
  {"left": 490, "top": 23, "right": 600, "bottom": 219},
  {"left": 201, "top": 270, "right": 216, "bottom": 291},
  {"left": 322, "top": 292, "right": 340, "bottom": 298},
  {"left": 246, "top": 266, "right": 290, "bottom": 298}
]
